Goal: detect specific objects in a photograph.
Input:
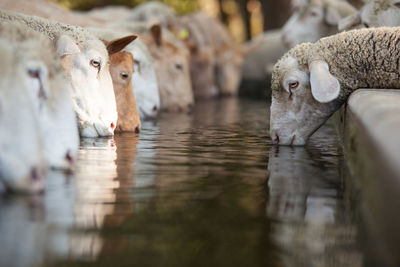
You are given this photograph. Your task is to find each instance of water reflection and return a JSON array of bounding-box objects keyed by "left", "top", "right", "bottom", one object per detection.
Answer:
[
  {"left": 0, "top": 171, "right": 74, "bottom": 267},
  {"left": 0, "top": 99, "right": 364, "bottom": 267},
  {"left": 75, "top": 138, "right": 118, "bottom": 229},
  {"left": 267, "top": 123, "right": 362, "bottom": 267}
]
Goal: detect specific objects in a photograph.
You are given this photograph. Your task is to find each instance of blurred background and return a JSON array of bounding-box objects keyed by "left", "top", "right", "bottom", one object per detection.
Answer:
[{"left": 53, "top": 0, "right": 364, "bottom": 42}]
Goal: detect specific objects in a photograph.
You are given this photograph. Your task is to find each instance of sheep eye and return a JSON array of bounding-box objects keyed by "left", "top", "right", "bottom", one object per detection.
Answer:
[
  {"left": 289, "top": 81, "right": 299, "bottom": 90},
  {"left": 27, "top": 68, "right": 46, "bottom": 100},
  {"left": 363, "top": 22, "right": 370, "bottom": 28},
  {"left": 120, "top": 71, "right": 129, "bottom": 80},
  {"left": 309, "top": 11, "right": 319, "bottom": 17},
  {"left": 28, "top": 69, "right": 40, "bottom": 79},
  {"left": 175, "top": 63, "right": 183, "bottom": 70},
  {"left": 90, "top": 59, "right": 101, "bottom": 69}
]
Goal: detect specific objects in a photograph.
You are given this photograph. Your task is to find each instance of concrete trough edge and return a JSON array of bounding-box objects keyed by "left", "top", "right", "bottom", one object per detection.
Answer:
[{"left": 332, "top": 89, "right": 400, "bottom": 267}]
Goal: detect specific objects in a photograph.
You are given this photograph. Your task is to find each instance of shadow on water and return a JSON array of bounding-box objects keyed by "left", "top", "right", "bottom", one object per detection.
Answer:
[{"left": 0, "top": 98, "right": 363, "bottom": 267}]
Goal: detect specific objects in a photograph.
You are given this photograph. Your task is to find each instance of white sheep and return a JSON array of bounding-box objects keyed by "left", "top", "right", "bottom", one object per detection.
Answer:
[
  {"left": 270, "top": 27, "right": 400, "bottom": 145},
  {"left": 281, "top": 0, "right": 356, "bottom": 48},
  {"left": 0, "top": 38, "right": 47, "bottom": 193},
  {"left": 124, "top": 1, "right": 176, "bottom": 28},
  {"left": 339, "top": 0, "right": 400, "bottom": 31},
  {"left": 88, "top": 27, "right": 161, "bottom": 120},
  {"left": 0, "top": 21, "right": 79, "bottom": 170},
  {"left": 0, "top": 9, "right": 119, "bottom": 138}
]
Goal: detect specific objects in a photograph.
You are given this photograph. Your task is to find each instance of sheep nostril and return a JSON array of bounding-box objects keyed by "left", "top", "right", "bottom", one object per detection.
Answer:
[
  {"left": 135, "top": 126, "right": 140, "bottom": 133},
  {"left": 273, "top": 135, "right": 280, "bottom": 145},
  {"left": 152, "top": 106, "right": 158, "bottom": 112},
  {"left": 30, "top": 167, "right": 39, "bottom": 181},
  {"left": 65, "top": 151, "right": 74, "bottom": 164}
]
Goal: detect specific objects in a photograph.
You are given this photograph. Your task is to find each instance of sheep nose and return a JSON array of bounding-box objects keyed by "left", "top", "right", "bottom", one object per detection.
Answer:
[
  {"left": 30, "top": 167, "right": 40, "bottom": 182},
  {"left": 273, "top": 135, "right": 280, "bottom": 145},
  {"left": 110, "top": 122, "right": 115, "bottom": 130},
  {"left": 152, "top": 105, "right": 158, "bottom": 115},
  {"left": 65, "top": 150, "right": 74, "bottom": 164},
  {"left": 135, "top": 126, "right": 140, "bottom": 134}
]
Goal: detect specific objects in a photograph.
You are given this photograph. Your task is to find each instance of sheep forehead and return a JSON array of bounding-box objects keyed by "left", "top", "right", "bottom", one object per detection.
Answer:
[
  {"left": 272, "top": 43, "right": 312, "bottom": 97},
  {"left": 85, "top": 39, "right": 109, "bottom": 59}
]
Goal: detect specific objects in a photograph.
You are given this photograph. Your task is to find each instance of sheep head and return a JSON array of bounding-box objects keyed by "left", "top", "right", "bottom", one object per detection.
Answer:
[{"left": 270, "top": 45, "right": 341, "bottom": 146}]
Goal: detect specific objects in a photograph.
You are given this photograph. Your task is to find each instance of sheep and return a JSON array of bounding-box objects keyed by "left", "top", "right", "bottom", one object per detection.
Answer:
[
  {"left": 88, "top": 27, "right": 160, "bottom": 120},
  {"left": 124, "top": 1, "right": 177, "bottom": 28},
  {"left": 281, "top": 0, "right": 357, "bottom": 48},
  {"left": 339, "top": 0, "right": 400, "bottom": 31},
  {"left": 114, "top": 21, "right": 194, "bottom": 113},
  {"left": 0, "top": 9, "right": 131, "bottom": 137},
  {"left": 0, "top": 38, "right": 47, "bottom": 193},
  {"left": 102, "top": 35, "right": 141, "bottom": 133},
  {"left": 173, "top": 13, "right": 219, "bottom": 99},
  {"left": 192, "top": 12, "right": 243, "bottom": 96},
  {"left": 173, "top": 12, "right": 258, "bottom": 97},
  {"left": 0, "top": 21, "right": 80, "bottom": 170},
  {"left": 269, "top": 26, "right": 400, "bottom": 146}
]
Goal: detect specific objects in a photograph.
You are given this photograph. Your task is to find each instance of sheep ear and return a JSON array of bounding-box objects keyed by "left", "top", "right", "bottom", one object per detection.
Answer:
[
  {"left": 55, "top": 35, "right": 80, "bottom": 57},
  {"left": 106, "top": 35, "right": 137, "bottom": 55},
  {"left": 338, "top": 12, "right": 361, "bottom": 31},
  {"left": 309, "top": 60, "right": 340, "bottom": 103},
  {"left": 150, "top": 24, "right": 162, "bottom": 47},
  {"left": 325, "top": 6, "right": 342, "bottom": 25}
]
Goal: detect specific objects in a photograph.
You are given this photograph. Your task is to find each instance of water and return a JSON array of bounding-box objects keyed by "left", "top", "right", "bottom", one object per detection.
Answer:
[{"left": 0, "top": 98, "right": 362, "bottom": 267}]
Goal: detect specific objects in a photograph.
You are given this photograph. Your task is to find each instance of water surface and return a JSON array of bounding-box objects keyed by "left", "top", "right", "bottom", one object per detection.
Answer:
[{"left": 0, "top": 98, "right": 362, "bottom": 267}]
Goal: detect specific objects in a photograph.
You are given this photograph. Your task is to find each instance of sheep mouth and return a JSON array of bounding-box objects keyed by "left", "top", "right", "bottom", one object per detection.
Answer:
[
  {"left": 139, "top": 107, "right": 157, "bottom": 120},
  {"left": 290, "top": 135, "right": 296, "bottom": 146}
]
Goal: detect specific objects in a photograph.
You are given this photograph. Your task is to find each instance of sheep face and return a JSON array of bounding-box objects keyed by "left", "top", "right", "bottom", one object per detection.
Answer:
[
  {"left": 56, "top": 36, "right": 118, "bottom": 138},
  {"left": 189, "top": 47, "right": 218, "bottom": 99},
  {"left": 0, "top": 41, "right": 46, "bottom": 193},
  {"left": 0, "top": 21, "right": 79, "bottom": 170},
  {"left": 270, "top": 56, "right": 340, "bottom": 146},
  {"left": 281, "top": 0, "right": 344, "bottom": 48},
  {"left": 109, "top": 51, "right": 141, "bottom": 133},
  {"left": 25, "top": 58, "right": 79, "bottom": 170},
  {"left": 129, "top": 45, "right": 160, "bottom": 119},
  {"left": 216, "top": 49, "right": 244, "bottom": 96},
  {"left": 144, "top": 25, "right": 194, "bottom": 113}
]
